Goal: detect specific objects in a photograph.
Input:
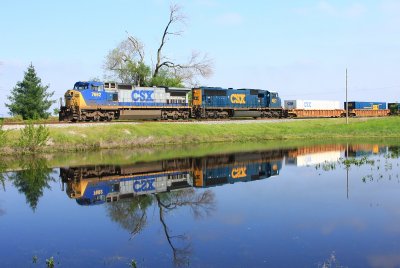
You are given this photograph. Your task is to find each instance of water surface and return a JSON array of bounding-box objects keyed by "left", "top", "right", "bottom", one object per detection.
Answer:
[{"left": 1, "top": 143, "right": 400, "bottom": 267}]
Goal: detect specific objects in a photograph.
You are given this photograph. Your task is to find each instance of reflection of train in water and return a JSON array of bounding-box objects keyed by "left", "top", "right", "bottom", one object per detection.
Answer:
[
  {"left": 60, "top": 144, "right": 388, "bottom": 206},
  {"left": 60, "top": 150, "right": 285, "bottom": 205}
]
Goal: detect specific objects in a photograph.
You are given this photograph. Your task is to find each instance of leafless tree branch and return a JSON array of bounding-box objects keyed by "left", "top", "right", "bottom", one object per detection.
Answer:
[{"left": 154, "top": 4, "right": 186, "bottom": 77}]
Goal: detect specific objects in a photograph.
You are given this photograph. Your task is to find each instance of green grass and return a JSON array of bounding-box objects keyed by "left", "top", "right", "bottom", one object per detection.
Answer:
[{"left": 1, "top": 117, "right": 400, "bottom": 155}]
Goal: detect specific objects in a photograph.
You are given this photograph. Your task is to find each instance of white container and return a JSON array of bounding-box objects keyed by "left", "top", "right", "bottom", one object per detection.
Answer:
[
  {"left": 284, "top": 100, "right": 340, "bottom": 110},
  {"left": 293, "top": 151, "right": 341, "bottom": 167}
]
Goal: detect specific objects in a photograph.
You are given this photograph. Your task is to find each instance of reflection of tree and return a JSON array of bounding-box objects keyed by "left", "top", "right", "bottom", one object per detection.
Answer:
[
  {"left": 106, "top": 195, "right": 153, "bottom": 238},
  {"left": 314, "top": 146, "right": 400, "bottom": 184},
  {"left": 0, "top": 160, "right": 6, "bottom": 191},
  {"left": 8, "top": 157, "right": 54, "bottom": 211},
  {"left": 155, "top": 189, "right": 215, "bottom": 266},
  {"left": 106, "top": 188, "right": 215, "bottom": 266}
]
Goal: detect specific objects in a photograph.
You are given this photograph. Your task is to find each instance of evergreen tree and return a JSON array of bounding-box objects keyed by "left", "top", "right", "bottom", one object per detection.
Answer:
[{"left": 6, "top": 63, "right": 55, "bottom": 119}]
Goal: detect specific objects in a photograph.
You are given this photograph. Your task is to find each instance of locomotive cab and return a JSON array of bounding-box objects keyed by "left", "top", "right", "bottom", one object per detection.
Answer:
[{"left": 268, "top": 92, "right": 282, "bottom": 108}]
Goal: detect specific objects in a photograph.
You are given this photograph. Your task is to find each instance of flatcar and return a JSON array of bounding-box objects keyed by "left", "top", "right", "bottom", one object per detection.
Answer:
[{"left": 344, "top": 101, "right": 389, "bottom": 117}]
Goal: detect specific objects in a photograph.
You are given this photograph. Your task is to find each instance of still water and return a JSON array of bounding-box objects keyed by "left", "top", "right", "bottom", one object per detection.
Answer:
[{"left": 1, "top": 143, "right": 400, "bottom": 267}]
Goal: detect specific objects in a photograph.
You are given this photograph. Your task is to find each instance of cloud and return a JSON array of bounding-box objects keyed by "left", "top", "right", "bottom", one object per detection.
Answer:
[{"left": 215, "top": 12, "right": 243, "bottom": 26}]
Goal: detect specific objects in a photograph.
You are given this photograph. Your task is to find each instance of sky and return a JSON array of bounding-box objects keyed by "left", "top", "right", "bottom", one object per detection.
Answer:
[{"left": 1, "top": 0, "right": 400, "bottom": 116}]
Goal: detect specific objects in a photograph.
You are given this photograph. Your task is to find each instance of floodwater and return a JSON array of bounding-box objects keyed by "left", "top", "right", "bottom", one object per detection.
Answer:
[{"left": 1, "top": 142, "right": 400, "bottom": 268}]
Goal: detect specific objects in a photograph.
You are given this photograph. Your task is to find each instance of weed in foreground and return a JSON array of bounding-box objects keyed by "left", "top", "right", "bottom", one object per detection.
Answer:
[
  {"left": 18, "top": 121, "right": 49, "bottom": 152},
  {"left": 0, "top": 122, "right": 7, "bottom": 147}
]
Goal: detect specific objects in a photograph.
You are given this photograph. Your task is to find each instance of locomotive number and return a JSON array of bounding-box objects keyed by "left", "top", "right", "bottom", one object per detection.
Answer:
[
  {"left": 133, "top": 178, "right": 156, "bottom": 192},
  {"left": 231, "top": 167, "right": 247, "bottom": 179},
  {"left": 94, "top": 189, "right": 103, "bottom": 195},
  {"left": 230, "top": 94, "right": 246, "bottom": 104},
  {"left": 132, "top": 90, "right": 154, "bottom": 102},
  {"left": 92, "top": 92, "right": 101, "bottom": 97}
]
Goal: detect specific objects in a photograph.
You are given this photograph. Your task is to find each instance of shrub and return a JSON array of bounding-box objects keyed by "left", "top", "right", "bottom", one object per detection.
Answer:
[
  {"left": 18, "top": 122, "right": 50, "bottom": 152},
  {"left": 4, "top": 114, "right": 24, "bottom": 123},
  {"left": 0, "top": 122, "right": 6, "bottom": 147}
]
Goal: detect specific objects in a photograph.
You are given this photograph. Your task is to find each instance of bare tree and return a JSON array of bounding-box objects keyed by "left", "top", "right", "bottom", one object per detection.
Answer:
[
  {"left": 153, "top": 4, "right": 213, "bottom": 85},
  {"left": 104, "top": 4, "right": 213, "bottom": 87},
  {"left": 154, "top": 189, "right": 215, "bottom": 266}
]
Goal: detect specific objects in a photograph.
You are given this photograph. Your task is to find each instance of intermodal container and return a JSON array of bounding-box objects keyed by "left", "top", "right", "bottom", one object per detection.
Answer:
[
  {"left": 344, "top": 101, "right": 386, "bottom": 110},
  {"left": 284, "top": 100, "right": 340, "bottom": 110},
  {"left": 293, "top": 151, "right": 341, "bottom": 167}
]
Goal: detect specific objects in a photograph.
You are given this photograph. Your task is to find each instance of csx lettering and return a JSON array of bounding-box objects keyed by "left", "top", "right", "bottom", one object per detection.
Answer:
[
  {"left": 231, "top": 167, "right": 247, "bottom": 179},
  {"left": 132, "top": 90, "right": 154, "bottom": 102},
  {"left": 230, "top": 94, "right": 246, "bottom": 104},
  {"left": 133, "top": 179, "right": 156, "bottom": 192},
  {"left": 93, "top": 189, "right": 103, "bottom": 195},
  {"left": 92, "top": 92, "right": 101, "bottom": 97}
]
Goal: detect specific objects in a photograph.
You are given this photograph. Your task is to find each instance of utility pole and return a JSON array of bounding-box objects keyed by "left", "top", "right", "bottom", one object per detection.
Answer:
[{"left": 346, "top": 68, "right": 348, "bottom": 124}]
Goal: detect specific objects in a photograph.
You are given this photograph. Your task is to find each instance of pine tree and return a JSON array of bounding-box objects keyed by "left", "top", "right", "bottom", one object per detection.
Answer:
[{"left": 6, "top": 63, "right": 55, "bottom": 119}]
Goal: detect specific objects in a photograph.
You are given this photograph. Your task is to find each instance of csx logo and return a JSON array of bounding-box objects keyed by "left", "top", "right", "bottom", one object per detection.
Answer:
[
  {"left": 93, "top": 189, "right": 103, "bottom": 195},
  {"left": 230, "top": 94, "right": 246, "bottom": 104},
  {"left": 133, "top": 179, "right": 156, "bottom": 192},
  {"left": 132, "top": 90, "right": 154, "bottom": 102},
  {"left": 92, "top": 92, "right": 101, "bottom": 97},
  {"left": 231, "top": 167, "right": 247, "bottom": 179}
]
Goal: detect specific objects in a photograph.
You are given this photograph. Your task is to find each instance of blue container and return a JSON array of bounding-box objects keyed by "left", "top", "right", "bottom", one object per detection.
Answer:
[{"left": 344, "top": 101, "right": 386, "bottom": 110}]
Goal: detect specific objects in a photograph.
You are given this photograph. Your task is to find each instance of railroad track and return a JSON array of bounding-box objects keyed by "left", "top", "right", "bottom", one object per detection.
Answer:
[
  {"left": 2, "top": 117, "right": 385, "bottom": 131},
  {"left": 2, "top": 118, "right": 299, "bottom": 130}
]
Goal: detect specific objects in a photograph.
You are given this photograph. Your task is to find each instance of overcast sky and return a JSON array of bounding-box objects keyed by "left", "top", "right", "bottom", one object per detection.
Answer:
[{"left": 1, "top": 0, "right": 399, "bottom": 116}]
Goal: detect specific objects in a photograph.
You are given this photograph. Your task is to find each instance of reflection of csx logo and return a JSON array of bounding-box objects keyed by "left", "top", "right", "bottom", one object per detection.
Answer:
[
  {"left": 230, "top": 94, "right": 246, "bottom": 104},
  {"left": 134, "top": 178, "right": 156, "bottom": 192},
  {"left": 231, "top": 167, "right": 247, "bottom": 179}
]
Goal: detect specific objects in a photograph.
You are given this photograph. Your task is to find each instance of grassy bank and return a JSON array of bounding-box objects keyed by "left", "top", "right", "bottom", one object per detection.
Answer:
[{"left": 1, "top": 117, "right": 400, "bottom": 155}]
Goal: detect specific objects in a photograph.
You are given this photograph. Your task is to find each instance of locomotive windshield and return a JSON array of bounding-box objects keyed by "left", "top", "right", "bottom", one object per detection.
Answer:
[{"left": 73, "top": 81, "right": 104, "bottom": 91}]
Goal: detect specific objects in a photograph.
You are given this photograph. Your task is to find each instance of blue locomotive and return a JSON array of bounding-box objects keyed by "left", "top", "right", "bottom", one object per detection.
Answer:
[
  {"left": 61, "top": 150, "right": 285, "bottom": 205},
  {"left": 191, "top": 87, "right": 283, "bottom": 118},
  {"left": 59, "top": 81, "right": 191, "bottom": 121}
]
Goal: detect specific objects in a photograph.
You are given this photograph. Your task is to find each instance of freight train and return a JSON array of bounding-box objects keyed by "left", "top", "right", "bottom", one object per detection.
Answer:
[
  {"left": 59, "top": 81, "right": 396, "bottom": 122},
  {"left": 60, "top": 150, "right": 285, "bottom": 205}
]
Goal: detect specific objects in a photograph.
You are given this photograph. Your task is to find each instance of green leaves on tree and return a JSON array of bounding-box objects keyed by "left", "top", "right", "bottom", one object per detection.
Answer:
[{"left": 6, "top": 63, "right": 55, "bottom": 119}]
